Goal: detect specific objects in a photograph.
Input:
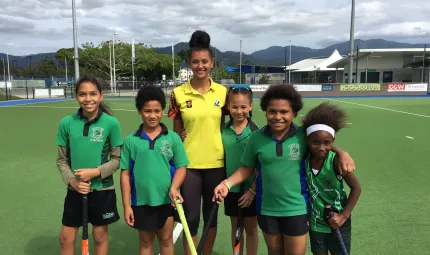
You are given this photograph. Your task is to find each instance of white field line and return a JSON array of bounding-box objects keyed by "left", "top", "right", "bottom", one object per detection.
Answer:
[
  {"left": 3, "top": 105, "right": 167, "bottom": 115},
  {"left": 405, "top": 136, "right": 415, "bottom": 139},
  {"left": 323, "top": 98, "right": 430, "bottom": 118}
]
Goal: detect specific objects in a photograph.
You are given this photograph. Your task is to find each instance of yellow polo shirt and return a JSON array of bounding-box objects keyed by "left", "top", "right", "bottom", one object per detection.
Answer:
[{"left": 168, "top": 78, "right": 227, "bottom": 169}]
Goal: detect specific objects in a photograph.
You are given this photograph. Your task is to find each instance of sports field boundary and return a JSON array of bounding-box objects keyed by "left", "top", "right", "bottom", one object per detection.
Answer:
[
  {"left": 1, "top": 94, "right": 430, "bottom": 107},
  {"left": 323, "top": 98, "right": 430, "bottom": 118}
]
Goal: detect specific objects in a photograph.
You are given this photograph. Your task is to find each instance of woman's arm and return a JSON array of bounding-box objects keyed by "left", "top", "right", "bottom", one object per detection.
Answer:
[{"left": 173, "top": 118, "right": 184, "bottom": 138}]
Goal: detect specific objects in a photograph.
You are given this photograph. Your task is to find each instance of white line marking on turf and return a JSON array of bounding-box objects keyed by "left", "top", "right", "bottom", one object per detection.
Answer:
[
  {"left": 405, "top": 136, "right": 414, "bottom": 139},
  {"left": 323, "top": 98, "right": 430, "bottom": 118},
  {"left": 4, "top": 105, "right": 168, "bottom": 115},
  {"left": 347, "top": 122, "right": 352, "bottom": 125}
]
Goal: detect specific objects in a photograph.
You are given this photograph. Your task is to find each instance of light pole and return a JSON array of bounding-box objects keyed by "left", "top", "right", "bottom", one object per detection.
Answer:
[
  {"left": 112, "top": 32, "right": 118, "bottom": 94},
  {"left": 348, "top": 0, "right": 355, "bottom": 84},
  {"left": 109, "top": 41, "right": 113, "bottom": 94},
  {"left": 65, "top": 57, "right": 68, "bottom": 84},
  {"left": 6, "top": 52, "right": 11, "bottom": 81},
  {"left": 72, "top": 0, "right": 79, "bottom": 82},
  {"left": 289, "top": 40, "right": 292, "bottom": 83},
  {"left": 239, "top": 40, "right": 242, "bottom": 84}
]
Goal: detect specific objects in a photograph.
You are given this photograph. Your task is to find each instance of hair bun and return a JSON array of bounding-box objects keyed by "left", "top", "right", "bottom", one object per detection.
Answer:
[{"left": 189, "top": 30, "right": 210, "bottom": 49}]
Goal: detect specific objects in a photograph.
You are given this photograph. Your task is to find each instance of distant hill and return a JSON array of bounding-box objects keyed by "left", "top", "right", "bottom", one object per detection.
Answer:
[{"left": 1, "top": 39, "right": 428, "bottom": 69}]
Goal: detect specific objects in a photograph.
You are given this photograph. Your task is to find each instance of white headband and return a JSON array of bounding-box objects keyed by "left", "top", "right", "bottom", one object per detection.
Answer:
[{"left": 306, "top": 124, "right": 335, "bottom": 137}]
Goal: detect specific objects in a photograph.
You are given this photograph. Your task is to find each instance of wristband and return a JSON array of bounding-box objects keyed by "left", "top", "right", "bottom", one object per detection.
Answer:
[
  {"left": 248, "top": 188, "right": 256, "bottom": 195},
  {"left": 223, "top": 180, "right": 232, "bottom": 190}
]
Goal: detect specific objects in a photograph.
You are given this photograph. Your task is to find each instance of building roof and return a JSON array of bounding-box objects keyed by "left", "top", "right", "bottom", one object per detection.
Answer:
[
  {"left": 327, "top": 48, "right": 429, "bottom": 68},
  {"left": 284, "top": 50, "right": 344, "bottom": 72}
]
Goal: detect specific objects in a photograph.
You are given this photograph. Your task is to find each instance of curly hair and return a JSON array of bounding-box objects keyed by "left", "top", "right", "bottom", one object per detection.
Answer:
[
  {"left": 188, "top": 30, "right": 214, "bottom": 60},
  {"left": 135, "top": 85, "right": 166, "bottom": 111},
  {"left": 260, "top": 85, "right": 303, "bottom": 115},
  {"left": 302, "top": 102, "right": 348, "bottom": 133}
]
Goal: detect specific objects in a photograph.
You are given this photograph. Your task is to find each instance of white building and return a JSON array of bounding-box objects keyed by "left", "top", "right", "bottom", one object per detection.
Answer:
[
  {"left": 244, "top": 50, "right": 345, "bottom": 84},
  {"left": 327, "top": 48, "right": 430, "bottom": 84},
  {"left": 178, "top": 68, "right": 193, "bottom": 81}
]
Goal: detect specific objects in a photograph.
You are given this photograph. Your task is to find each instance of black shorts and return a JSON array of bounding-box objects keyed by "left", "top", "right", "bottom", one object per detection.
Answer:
[
  {"left": 62, "top": 189, "right": 120, "bottom": 227},
  {"left": 309, "top": 217, "right": 352, "bottom": 255},
  {"left": 257, "top": 214, "right": 309, "bottom": 236},
  {"left": 173, "top": 167, "right": 225, "bottom": 236},
  {"left": 224, "top": 192, "right": 257, "bottom": 217},
  {"left": 132, "top": 204, "right": 174, "bottom": 232}
]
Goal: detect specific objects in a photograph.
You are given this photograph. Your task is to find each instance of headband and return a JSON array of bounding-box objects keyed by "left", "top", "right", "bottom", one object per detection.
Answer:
[{"left": 306, "top": 124, "right": 335, "bottom": 137}]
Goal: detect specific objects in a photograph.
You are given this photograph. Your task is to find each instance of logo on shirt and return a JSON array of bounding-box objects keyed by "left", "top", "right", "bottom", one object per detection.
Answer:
[
  {"left": 186, "top": 100, "right": 192, "bottom": 108},
  {"left": 288, "top": 143, "right": 301, "bottom": 160},
  {"left": 90, "top": 127, "right": 104, "bottom": 143},
  {"left": 214, "top": 99, "right": 220, "bottom": 107},
  {"left": 160, "top": 140, "right": 173, "bottom": 157}
]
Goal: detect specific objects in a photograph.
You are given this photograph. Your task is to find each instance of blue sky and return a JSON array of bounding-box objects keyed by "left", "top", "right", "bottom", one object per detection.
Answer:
[{"left": 1, "top": 0, "right": 430, "bottom": 56}]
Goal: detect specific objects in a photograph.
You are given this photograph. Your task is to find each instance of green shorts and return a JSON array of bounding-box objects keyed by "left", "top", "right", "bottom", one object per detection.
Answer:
[{"left": 309, "top": 218, "right": 351, "bottom": 255}]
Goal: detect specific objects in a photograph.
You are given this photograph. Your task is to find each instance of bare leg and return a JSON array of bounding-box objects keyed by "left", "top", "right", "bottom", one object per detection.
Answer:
[
  {"left": 59, "top": 225, "right": 79, "bottom": 255},
  {"left": 156, "top": 217, "right": 175, "bottom": 255},
  {"left": 138, "top": 231, "right": 156, "bottom": 255},
  {"left": 92, "top": 225, "right": 109, "bottom": 255},
  {"left": 262, "top": 231, "right": 284, "bottom": 255},
  {"left": 283, "top": 234, "right": 307, "bottom": 255}
]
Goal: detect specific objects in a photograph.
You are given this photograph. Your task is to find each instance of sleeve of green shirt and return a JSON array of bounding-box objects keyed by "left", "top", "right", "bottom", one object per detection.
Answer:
[
  {"left": 120, "top": 137, "right": 131, "bottom": 170},
  {"left": 56, "top": 117, "right": 69, "bottom": 147},
  {"left": 172, "top": 133, "right": 189, "bottom": 168},
  {"left": 240, "top": 134, "right": 257, "bottom": 168},
  {"left": 109, "top": 118, "right": 123, "bottom": 147},
  {"left": 97, "top": 120, "right": 123, "bottom": 179}
]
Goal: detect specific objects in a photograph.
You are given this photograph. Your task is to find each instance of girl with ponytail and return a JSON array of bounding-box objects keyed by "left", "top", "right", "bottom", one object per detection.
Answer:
[{"left": 168, "top": 30, "right": 229, "bottom": 255}]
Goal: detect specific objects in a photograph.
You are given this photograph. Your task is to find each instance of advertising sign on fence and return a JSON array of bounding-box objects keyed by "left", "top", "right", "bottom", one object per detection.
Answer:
[
  {"left": 250, "top": 85, "right": 269, "bottom": 92},
  {"left": 293, "top": 85, "right": 322, "bottom": 92},
  {"left": 404, "top": 83, "right": 427, "bottom": 92},
  {"left": 388, "top": 84, "right": 406, "bottom": 92},
  {"left": 340, "top": 84, "right": 380, "bottom": 91},
  {"left": 322, "top": 85, "right": 333, "bottom": 91}
]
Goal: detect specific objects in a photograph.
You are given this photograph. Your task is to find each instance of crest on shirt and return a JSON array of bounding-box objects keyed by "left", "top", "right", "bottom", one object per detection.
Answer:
[
  {"left": 186, "top": 100, "right": 192, "bottom": 108},
  {"left": 288, "top": 143, "right": 301, "bottom": 160},
  {"left": 90, "top": 127, "right": 104, "bottom": 142},
  {"left": 160, "top": 140, "right": 173, "bottom": 157},
  {"left": 214, "top": 99, "right": 220, "bottom": 107}
]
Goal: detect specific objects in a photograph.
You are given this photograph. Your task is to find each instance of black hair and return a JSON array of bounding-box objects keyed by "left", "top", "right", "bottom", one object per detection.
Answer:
[
  {"left": 260, "top": 84, "right": 303, "bottom": 116},
  {"left": 227, "top": 86, "right": 254, "bottom": 119},
  {"left": 75, "top": 75, "right": 112, "bottom": 115},
  {"left": 302, "top": 102, "right": 348, "bottom": 133},
  {"left": 188, "top": 30, "right": 214, "bottom": 60},
  {"left": 135, "top": 85, "right": 166, "bottom": 111}
]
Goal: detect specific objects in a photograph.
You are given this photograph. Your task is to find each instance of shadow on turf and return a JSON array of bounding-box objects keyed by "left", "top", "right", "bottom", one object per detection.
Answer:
[{"left": 24, "top": 236, "right": 58, "bottom": 255}]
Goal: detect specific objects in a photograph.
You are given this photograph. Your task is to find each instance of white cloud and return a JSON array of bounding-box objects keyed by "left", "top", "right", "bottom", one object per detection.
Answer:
[{"left": 0, "top": 0, "right": 429, "bottom": 55}]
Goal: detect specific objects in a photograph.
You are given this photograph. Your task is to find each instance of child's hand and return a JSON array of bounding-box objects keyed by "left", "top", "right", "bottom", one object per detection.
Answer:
[
  {"left": 124, "top": 206, "right": 134, "bottom": 227},
  {"left": 70, "top": 178, "right": 91, "bottom": 194},
  {"left": 74, "top": 168, "right": 100, "bottom": 182},
  {"left": 169, "top": 189, "right": 183, "bottom": 208},
  {"left": 328, "top": 213, "right": 348, "bottom": 229},
  {"left": 338, "top": 152, "right": 355, "bottom": 175},
  {"left": 238, "top": 190, "right": 255, "bottom": 208},
  {"left": 213, "top": 183, "right": 229, "bottom": 204},
  {"left": 181, "top": 129, "right": 187, "bottom": 141}
]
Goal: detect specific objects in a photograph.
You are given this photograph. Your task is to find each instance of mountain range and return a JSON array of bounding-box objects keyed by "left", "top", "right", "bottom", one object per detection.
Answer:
[{"left": 1, "top": 39, "right": 428, "bottom": 69}]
